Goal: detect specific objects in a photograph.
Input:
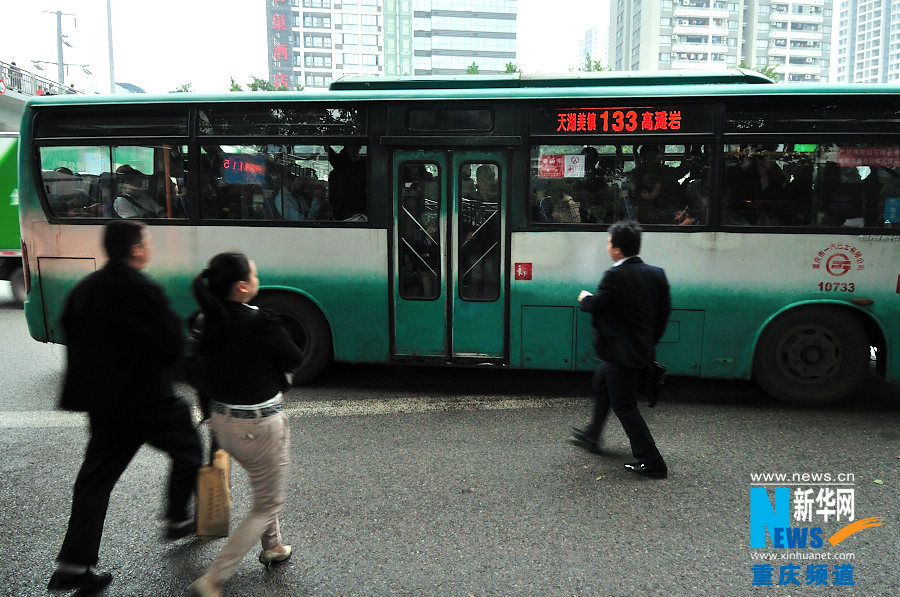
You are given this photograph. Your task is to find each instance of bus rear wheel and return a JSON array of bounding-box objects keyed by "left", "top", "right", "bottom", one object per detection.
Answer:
[
  {"left": 252, "top": 293, "right": 333, "bottom": 386},
  {"left": 753, "top": 306, "right": 869, "bottom": 405},
  {"left": 9, "top": 266, "right": 26, "bottom": 306}
]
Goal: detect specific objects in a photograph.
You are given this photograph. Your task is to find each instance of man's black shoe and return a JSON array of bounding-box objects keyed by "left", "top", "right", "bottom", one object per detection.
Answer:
[
  {"left": 166, "top": 517, "right": 196, "bottom": 540},
  {"left": 47, "top": 569, "right": 112, "bottom": 592},
  {"left": 624, "top": 461, "right": 668, "bottom": 479},
  {"left": 569, "top": 427, "right": 602, "bottom": 454}
]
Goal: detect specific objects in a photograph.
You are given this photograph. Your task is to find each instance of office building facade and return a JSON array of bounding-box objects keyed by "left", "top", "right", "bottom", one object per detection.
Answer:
[
  {"left": 267, "top": 0, "right": 518, "bottom": 89},
  {"left": 411, "top": 0, "right": 518, "bottom": 75},
  {"left": 609, "top": 0, "right": 834, "bottom": 83}
]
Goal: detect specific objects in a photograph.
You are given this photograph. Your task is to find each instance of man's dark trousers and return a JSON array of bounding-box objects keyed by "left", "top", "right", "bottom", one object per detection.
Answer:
[
  {"left": 585, "top": 362, "right": 662, "bottom": 462},
  {"left": 57, "top": 395, "right": 201, "bottom": 566}
]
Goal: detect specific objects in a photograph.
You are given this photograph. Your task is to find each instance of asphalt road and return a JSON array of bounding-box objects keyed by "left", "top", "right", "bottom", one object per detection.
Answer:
[{"left": 0, "top": 281, "right": 897, "bottom": 596}]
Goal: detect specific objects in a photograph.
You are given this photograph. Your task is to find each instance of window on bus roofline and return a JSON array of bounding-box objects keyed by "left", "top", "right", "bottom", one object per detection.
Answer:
[
  {"left": 38, "top": 145, "right": 189, "bottom": 220},
  {"left": 529, "top": 144, "right": 709, "bottom": 226}
]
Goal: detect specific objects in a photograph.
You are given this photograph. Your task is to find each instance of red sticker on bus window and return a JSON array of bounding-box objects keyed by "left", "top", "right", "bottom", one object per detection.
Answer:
[{"left": 514, "top": 263, "right": 532, "bottom": 280}]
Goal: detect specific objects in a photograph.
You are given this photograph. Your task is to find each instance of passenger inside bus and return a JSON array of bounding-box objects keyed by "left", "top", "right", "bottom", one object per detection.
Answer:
[
  {"left": 326, "top": 144, "right": 367, "bottom": 220},
  {"left": 398, "top": 164, "right": 440, "bottom": 299},
  {"left": 461, "top": 164, "right": 501, "bottom": 300},
  {"left": 575, "top": 148, "right": 624, "bottom": 223},
  {"left": 628, "top": 144, "right": 696, "bottom": 225},
  {"left": 44, "top": 167, "right": 104, "bottom": 217},
  {"left": 113, "top": 165, "right": 164, "bottom": 218}
]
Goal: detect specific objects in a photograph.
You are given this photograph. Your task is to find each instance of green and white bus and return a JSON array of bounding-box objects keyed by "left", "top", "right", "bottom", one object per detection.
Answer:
[
  {"left": 0, "top": 132, "right": 25, "bottom": 304},
  {"left": 17, "top": 72, "right": 900, "bottom": 404}
]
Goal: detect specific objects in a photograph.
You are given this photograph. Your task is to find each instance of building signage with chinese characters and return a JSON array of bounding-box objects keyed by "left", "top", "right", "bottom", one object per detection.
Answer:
[{"left": 532, "top": 104, "right": 712, "bottom": 136}]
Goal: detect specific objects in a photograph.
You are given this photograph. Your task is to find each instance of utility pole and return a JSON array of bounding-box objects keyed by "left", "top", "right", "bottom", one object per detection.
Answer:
[
  {"left": 43, "top": 10, "right": 76, "bottom": 87},
  {"left": 55, "top": 11, "right": 64, "bottom": 86},
  {"left": 107, "top": 0, "right": 116, "bottom": 93}
]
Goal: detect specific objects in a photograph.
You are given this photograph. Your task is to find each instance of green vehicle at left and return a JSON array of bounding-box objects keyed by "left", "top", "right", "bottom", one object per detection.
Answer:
[{"left": 0, "top": 133, "right": 24, "bottom": 304}]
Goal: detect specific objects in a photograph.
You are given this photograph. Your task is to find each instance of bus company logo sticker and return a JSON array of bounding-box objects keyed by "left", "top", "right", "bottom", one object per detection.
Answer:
[
  {"left": 812, "top": 244, "right": 865, "bottom": 276},
  {"left": 514, "top": 263, "right": 532, "bottom": 281},
  {"left": 749, "top": 471, "right": 886, "bottom": 588}
]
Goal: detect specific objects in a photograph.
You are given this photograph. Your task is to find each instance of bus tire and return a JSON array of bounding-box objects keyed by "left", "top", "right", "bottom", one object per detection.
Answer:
[
  {"left": 753, "top": 306, "right": 869, "bottom": 405},
  {"left": 252, "top": 293, "right": 333, "bottom": 386},
  {"left": 9, "top": 266, "right": 26, "bottom": 306}
]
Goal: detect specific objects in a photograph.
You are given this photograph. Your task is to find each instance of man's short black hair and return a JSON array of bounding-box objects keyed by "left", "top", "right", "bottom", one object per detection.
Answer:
[
  {"left": 104, "top": 220, "right": 146, "bottom": 262},
  {"left": 608, "top": 220, "right": 642, "bottom": 257}
]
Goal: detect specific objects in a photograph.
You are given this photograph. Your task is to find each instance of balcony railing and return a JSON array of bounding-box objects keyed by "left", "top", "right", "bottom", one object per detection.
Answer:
[{"left": 0, "top": 60, "right": 81, "bottom": 97}]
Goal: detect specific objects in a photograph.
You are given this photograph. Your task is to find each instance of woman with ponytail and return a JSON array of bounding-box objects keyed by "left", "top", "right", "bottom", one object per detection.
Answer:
[{"left": 188, "top": 252, "right": 302, "bottom": 597}]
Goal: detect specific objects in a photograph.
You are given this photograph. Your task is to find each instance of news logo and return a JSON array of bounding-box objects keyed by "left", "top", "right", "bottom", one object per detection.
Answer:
[{"left": 748, "top": 472, "right": 885, "bottom": 588}]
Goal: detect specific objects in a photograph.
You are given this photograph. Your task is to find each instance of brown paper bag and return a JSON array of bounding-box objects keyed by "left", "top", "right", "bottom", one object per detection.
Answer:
[{"left": 196, "top": 449, "right": 231, "bottom": 541}]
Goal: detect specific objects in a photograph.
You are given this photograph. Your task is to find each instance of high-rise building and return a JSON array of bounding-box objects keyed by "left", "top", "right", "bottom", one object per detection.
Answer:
[
  {"left": 834, "top": 0, "right": 900, "bottom": 83},
  {"left": 267, "top": 0, "right": 518, "bottom": 89},
  {"left": 268, "top": 0, "right": 384, "bottom": 90},
  {"left": 410, "top": 0, "right": 518, "bottom": 75},
  {"left": 609, "top": 0, "right": 834, "bottom": 83},
  {"left": 577, "top": 27, "right": 608, "bottom": 69}
]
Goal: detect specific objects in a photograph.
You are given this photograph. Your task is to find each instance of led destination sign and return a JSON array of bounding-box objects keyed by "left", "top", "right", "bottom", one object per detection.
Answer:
[{"left": 533, "top": 104, "right": 711, "bottom": 135}]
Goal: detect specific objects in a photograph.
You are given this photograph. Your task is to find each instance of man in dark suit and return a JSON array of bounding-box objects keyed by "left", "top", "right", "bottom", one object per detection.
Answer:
[
  {"left": 571, "top": 220, "right": 671, "bottom": 478},
  {"left": 49, "top": 220, "right": 202, "bottom": 592}
]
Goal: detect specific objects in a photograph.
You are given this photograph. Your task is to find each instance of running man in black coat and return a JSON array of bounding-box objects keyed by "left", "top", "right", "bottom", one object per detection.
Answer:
[
  {"left": 49, "top": 220, "right": 202, "bottom": 592},
  {"left": 571, "top": 221, "right": 671, "bottom": 478}
]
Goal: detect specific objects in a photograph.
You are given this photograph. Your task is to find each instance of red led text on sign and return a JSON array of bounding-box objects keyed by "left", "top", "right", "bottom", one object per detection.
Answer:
[
  {"left": 223, "top": 158, "right": 265, "bottom": 176},
  {"left": 555, "top": 108, "right": 683, "bottom": 133}
]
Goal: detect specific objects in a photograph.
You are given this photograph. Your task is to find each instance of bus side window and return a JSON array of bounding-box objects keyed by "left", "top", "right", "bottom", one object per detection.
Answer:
[
  {"left": 807, "top": 142, "right": 898, "bottom": 228},
  {"left": 39, "top": 148, "right": 106, "bottom": 218}
]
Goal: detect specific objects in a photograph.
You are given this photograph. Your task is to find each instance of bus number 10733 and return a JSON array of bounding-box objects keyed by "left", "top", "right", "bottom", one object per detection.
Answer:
[{"left": 817, "top": 282, "right": 855, "bottom": 292}]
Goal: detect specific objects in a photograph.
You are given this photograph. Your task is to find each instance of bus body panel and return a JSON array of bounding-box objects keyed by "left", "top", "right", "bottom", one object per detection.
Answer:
[
  {"left": 22, "top": 221, "right": 391, "bottom": 363},
  {"left": 510, "top": 231, "right": 899, "bottom": 383}
]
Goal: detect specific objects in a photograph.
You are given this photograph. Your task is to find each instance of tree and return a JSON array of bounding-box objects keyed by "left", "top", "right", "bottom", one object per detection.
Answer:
[
  {"left": 170, "top": 83, "right": 193, "bottom": 93},
  {"left": 504, "top": 62, "right": 521, "bottom": 74},
  {"left": 579, "top": 53, "right": 605, "bottom": 72},
  {"left": 229, "top": 76, "right": 302, "bottom": 92},
  {"left": 466, "top": 62, "right": 480, "bottom": 74},
  {"left": 247, "top": 76, "right": 277, "bottom": 91},
  {"left": 738, "top": 61, "right": 781, "bottom": 82}
]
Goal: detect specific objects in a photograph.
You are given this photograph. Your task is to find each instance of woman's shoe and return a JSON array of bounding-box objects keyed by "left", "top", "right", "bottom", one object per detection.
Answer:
[
  {"left": 259, "top": 545, "right": 292, "bottom": 568},
  {"left": 188, "top": 575, "right": 220, "bottom": 597}
]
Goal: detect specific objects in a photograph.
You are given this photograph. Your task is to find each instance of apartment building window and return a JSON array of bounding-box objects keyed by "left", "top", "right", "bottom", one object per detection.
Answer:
[
  {"left": 304, "top": 74, "right": 333, "bottom": 87},
  {"left": 343, "top": 53, "right": 359, "bottom": 65},
  {"left": 362, "top": 54, "right": 379, "bottom": 66},
  {"left": 305, "top": 55, "right": 333, "bottom": 68},
  {"left": 343, "top": 34, "right": 359, "bottom": 47},
  {"left": 304, "top": 34, "right": 332, "bottom": 48},
  {"left": 362, "top": 34, "right": 378, "bottom": 47},
  {"left": 340, "top": 14, "right": 359, "bottom": 28},
  {"left": 303, "top": 0, "right": 331, "bottom": 6},
  {"left": 361, "top": 15, "right": 379, "bottom": 31},
  {"left": 304, "top": 15, "right": 332, "bottom": 28}
]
